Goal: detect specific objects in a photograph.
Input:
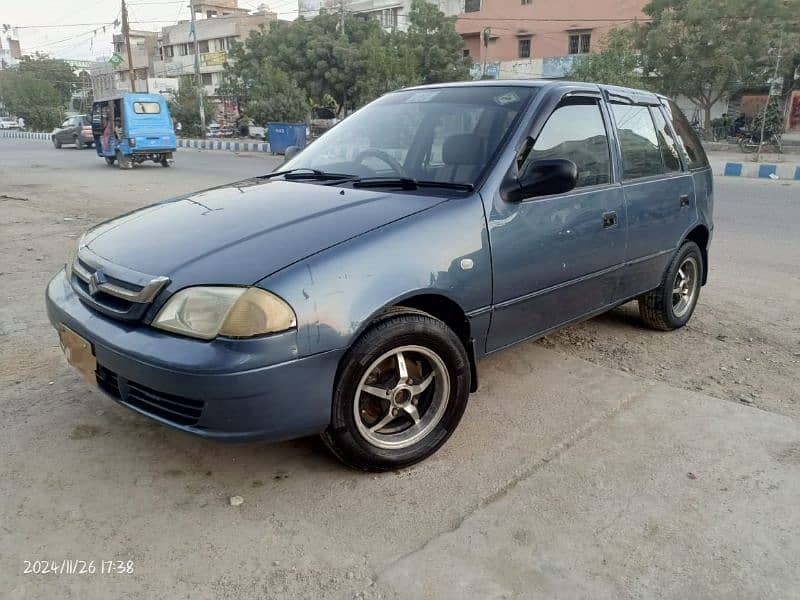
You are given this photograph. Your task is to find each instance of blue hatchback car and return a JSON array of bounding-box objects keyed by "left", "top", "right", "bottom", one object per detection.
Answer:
[{"left": 47, "top": 81, "right": 713, "bottom": 470}]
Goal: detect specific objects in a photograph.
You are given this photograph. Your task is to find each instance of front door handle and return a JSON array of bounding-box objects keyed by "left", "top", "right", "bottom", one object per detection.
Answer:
[
  {"left": 602, "top": 211, "right": 618, "bottom": 229},
  {"left": 679, "top": 194, "right": 690, "bottom": 207}
]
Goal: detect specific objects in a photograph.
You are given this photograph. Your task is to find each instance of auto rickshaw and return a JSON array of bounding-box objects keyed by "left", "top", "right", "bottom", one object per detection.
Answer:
[{"left": 91, "top": 93, "right": 176, "bottom": 169}]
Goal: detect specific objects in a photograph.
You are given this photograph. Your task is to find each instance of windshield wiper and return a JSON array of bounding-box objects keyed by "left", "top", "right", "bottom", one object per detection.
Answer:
[
  {"left": 259, "top": 168, "right": 357, "bottom": 181},
  {"left": 351, "top": 177, "right": 474, "bottom": 192}
]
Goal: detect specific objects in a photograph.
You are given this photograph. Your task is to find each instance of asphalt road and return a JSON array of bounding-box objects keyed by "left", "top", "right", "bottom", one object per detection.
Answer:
[{"left": 1, "top": 140, "right": 799, "bottom": 599}]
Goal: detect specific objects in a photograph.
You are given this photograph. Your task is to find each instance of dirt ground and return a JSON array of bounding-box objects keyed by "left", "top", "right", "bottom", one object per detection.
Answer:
[{"left": 2, "top": 140, "right": 799, "bottom": 599}]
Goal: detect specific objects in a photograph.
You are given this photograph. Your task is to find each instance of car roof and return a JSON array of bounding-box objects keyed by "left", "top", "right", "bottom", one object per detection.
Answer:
[{"left": 397, "top": 79, "right": 665, "bottom": 105}]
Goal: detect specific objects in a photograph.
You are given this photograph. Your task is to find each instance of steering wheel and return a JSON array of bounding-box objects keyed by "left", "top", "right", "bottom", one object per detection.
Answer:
[{"left": 354, "top": 149, "right": 407, "bottom": 177}]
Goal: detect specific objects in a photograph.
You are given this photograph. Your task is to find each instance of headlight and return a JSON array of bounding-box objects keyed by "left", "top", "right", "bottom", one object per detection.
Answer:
[{"left": 152, "top": 287, "right": 296, "bottom": 340}]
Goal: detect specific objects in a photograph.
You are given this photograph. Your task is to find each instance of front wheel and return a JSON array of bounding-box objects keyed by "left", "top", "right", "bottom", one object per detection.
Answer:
[
  {"left": 322, "top": 309, "right": 470, "bottom": 471},
  {"left": 638, "top": 241, "right": 703, "bottom": 331}
]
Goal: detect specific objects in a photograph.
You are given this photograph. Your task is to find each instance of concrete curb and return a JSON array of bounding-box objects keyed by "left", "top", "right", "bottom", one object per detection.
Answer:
[
  {"left": 0, "top": 130, "right": 274, "bottom": 154},
  {"left": 176, "top": 138, "right": 273, "bottom": 153},
  {"left": 0, "top": 130, "right": 51, "bottom": 141},
  {"left": 710, "top": 158, "right": 800, "bottom": 180}
]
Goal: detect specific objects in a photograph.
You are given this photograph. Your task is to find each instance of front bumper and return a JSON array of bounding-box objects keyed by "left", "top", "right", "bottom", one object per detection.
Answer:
[{"left": 46, "top": 269, "right": 343, "bottom": 442}]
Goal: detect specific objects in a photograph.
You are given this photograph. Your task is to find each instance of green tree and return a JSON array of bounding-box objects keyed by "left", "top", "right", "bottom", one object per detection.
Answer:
[
  {"left": 168, "top": 76, "right": 206, "bottom": 137},
  {"left": 243, "top": 62, "right": 310, "bottom": 124},
  {"left": 639, "top": 0, "right": 796, "bottom": 135},
  {"left": 17, "top": 53, "right": 78, "bottom": 104},
  {"left": 0, "top": 71, "right": 64, "bottom": 130},
  {"left": 567, "top": 28, "right": 647, "bottom": 89},
  {"left": 751, "top": 96, "right": 786, "bottom": 137},
  {"left": 404, "top": 0, "right": 469, "bottom": 84}
]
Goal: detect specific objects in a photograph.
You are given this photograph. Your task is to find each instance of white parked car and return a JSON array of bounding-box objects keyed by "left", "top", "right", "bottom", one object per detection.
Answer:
[{"left": 0, "top": 117, "right": 20, "bottom": 129}]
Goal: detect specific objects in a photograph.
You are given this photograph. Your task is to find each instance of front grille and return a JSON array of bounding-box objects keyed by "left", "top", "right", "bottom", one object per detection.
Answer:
[
  {"left": 69, "top": 247, "right": 169, "bottom": 322},
  {"left": 96, "top": 365, "right": 205, "bottom": 427}
]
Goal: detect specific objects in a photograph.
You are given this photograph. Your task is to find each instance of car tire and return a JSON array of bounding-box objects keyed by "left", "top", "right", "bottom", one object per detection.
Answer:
[
  {"left": 74, "top": 135, "right": 85, "bottom": 149},
  {"left": 105, "top": 156, "right": 116, "bottom": 166},
  {"left": 116, "top": 150, "right": 132, "bottom": 170},
  {"left": 322, "top": 308, "right": 470, "bottom": 471},
  {"left": 52, "top": 137, "right": 61, "bottom": 149},
  {"left": 638, "top": 240, "right": 703, "bottom": 331},
  {"left": 160, "top": 158, "right": 172, "bottom": 168}
]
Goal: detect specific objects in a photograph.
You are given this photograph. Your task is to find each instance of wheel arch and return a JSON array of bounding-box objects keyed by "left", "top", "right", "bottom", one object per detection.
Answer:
[
  {"left": 683, "top": 224, "right": 710, "bottom": 285},
  {"left": 348, "top": 291, "right": 479, "bottom": 393}
]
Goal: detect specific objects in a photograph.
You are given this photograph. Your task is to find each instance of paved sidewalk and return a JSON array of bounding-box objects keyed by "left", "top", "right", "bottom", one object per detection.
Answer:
[{"left": 378, "top": 379, "right": 800, "bottom": 600}]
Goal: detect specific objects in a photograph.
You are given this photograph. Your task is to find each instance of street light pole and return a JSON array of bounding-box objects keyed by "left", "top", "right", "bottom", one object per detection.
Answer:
[{"left": 189, "top": 0, "right": 206, "bottom": 136}]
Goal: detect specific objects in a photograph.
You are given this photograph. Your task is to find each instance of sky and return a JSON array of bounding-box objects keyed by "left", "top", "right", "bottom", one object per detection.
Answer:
[{"left": 1, "top": 0, "right": 300, "bottom": 62}]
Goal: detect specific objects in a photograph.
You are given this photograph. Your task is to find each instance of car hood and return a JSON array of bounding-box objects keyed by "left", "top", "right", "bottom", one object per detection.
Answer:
[{"left": 82, "top": 179, "right": 445, "bottom": 289}]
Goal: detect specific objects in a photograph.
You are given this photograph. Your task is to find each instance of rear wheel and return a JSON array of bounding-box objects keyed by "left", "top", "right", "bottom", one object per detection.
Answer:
[
  {"left": 322, "top": 309, "right": 470, "bottom": 471},
  {"left": 52, "top": 137, "right": 61, "bottom": 149},
  {"left": 638, "top": 241, "right": 703, "bottom": 331},
  {"left": 104, "top": 156, "right": 116, "bottom": 166},
  {"left": 74, "top": 135, "right": 85, "bottom": 149},
  {"left": 160, "top": 157, "right": 173, "bottom": 167}
]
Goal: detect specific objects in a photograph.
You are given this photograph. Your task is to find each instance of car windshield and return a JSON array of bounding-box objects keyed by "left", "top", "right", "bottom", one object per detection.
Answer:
[{"left": 282, "top": 86, "right": 538, "bottom": 187}]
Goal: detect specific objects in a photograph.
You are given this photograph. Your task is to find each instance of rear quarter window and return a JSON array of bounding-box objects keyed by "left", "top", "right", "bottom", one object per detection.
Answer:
[
  {"left": 132, "top": 101, "right": 162, "bottom": 114},
  {"left": 662, "top": 100, "right": 709, "bottom": 170}
]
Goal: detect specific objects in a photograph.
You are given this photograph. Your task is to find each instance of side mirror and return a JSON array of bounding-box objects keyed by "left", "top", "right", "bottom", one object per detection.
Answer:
[
  {"left": 502, "top": 158, "right": 578, "bottom": 202},
  {"left": 284, "top": 145, "right": 302, "bottom": 162}
]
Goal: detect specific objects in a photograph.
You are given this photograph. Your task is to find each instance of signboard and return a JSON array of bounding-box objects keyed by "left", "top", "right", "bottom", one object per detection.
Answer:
[
  {"left": 484, "top": 63, "right": 499, "bottom": 79},
  {"left": 108, "top": 53, "right": 123, "bottom": 67},
  {"left": 201, "top": 52, "right": 227, "bottom": 67}
]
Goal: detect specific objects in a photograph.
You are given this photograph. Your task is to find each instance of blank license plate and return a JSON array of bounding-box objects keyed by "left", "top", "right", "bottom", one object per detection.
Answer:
[{"left": 58, "top": 326, "right": 97, "bottom": 384}]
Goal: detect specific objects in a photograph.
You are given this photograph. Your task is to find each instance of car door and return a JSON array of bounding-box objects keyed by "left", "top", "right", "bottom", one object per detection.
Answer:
[
  {"left": 486, "top": 94, "right": 627, "bottom": 352},
  {"left": 608, "top": 100, "right": 697, "bottom": 297},
  {"left": 56, "top": 118, "right": 73, "bottom": 143}
]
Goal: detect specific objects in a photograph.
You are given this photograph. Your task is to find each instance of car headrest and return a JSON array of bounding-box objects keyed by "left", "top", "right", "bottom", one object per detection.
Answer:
[{"left": 442, "top": 134, "right": 486, "bottom": 165}]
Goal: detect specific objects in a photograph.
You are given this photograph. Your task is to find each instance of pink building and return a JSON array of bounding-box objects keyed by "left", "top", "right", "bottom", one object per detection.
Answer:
[{"left": 457, "top": 0, "right": 647, "bottom": 79}]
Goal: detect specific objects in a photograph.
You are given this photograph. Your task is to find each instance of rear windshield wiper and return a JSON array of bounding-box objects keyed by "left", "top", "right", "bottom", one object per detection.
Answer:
[
  {"left": 260, "top": 168, "right": 357, "bottom": 181},
  {"left": 351, "top": 177, "right": 474, "bottom": 192}
]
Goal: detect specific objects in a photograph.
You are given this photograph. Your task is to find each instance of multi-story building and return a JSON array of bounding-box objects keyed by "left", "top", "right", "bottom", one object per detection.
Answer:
[
  {"left": 151, "top": 2, "right": 276, "bottom": 98},
  {"left": 304, "top": 0, "right": 462, "bottom": 31},
  {"left": 112, "top": 29, "right": 160, "bottom": 92},
  {"left": 456, "top": 0, "right": 647, "bottom": 79}
]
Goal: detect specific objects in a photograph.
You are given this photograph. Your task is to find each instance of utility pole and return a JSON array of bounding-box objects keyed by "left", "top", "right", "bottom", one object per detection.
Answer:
[
  {"left": 339, "top": 0, "right": 346, "bottom": 115},
  {"left": 121, "top": 0, "right": 136, "bottom": 91},
  {"left": 189, "top": 0, "right": 206, "bottom": 136},
  {"left": 756, "top": 34, "right": 782, "bottom": 163}
]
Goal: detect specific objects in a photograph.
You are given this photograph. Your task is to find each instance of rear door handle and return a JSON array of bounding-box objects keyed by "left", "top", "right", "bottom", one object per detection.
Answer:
[
  {"left": 679, "top": 194, "right": 690, "bottom": 207},
  {"left": 602, "top": 211, "right": 618, "bottom": 229}
]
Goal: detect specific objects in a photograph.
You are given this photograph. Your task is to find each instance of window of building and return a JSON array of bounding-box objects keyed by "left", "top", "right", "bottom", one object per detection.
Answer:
[
  {"left": 518, "top": 38, "right": 531, "bottom": 58},
  {"left": 201, "top": 72, "right": 213, "bottom": 86},
  {"left": 198, "top": 40, "right": 210, "bottom": 53},
  {"left": 178, "top": 43, "right": 188, "bottom": 56},
  {"left": 521, "top": 0, "right": 532, "bottom": 4},
  {"left": 465, "top": 0, "right": 480, "bottom": 13},
  {"left": 162, "top": 45, "right": 174, "bottom": 58},
  {"left": 525, "top": 98, "right": 611, "bottom": 188},
  {"left": 650, "top": 106, "right": 682, "bottom": 172},
  {"left": 463, "top": 49, "right": 470, "bottom": 58},
  {"left": 568, "top": 32, "right": 591, "bottom": 54},
  {"left": 611, "top": 103, "right": 665, "bottom": 179}
]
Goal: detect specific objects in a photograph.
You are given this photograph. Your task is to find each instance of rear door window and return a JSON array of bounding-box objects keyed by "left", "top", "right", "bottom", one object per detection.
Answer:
[
  {"left": 611, "top": 104, "right": 664, "bottom": 179},
  {"left": 527, "top": 98, "right": 612, "bottom": 188},
  {"left": 661, "top": 99, "right": 709, "bottom": 170},
  {"left": 650, "top": 107, "right": 682, "bottom": 172}
]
